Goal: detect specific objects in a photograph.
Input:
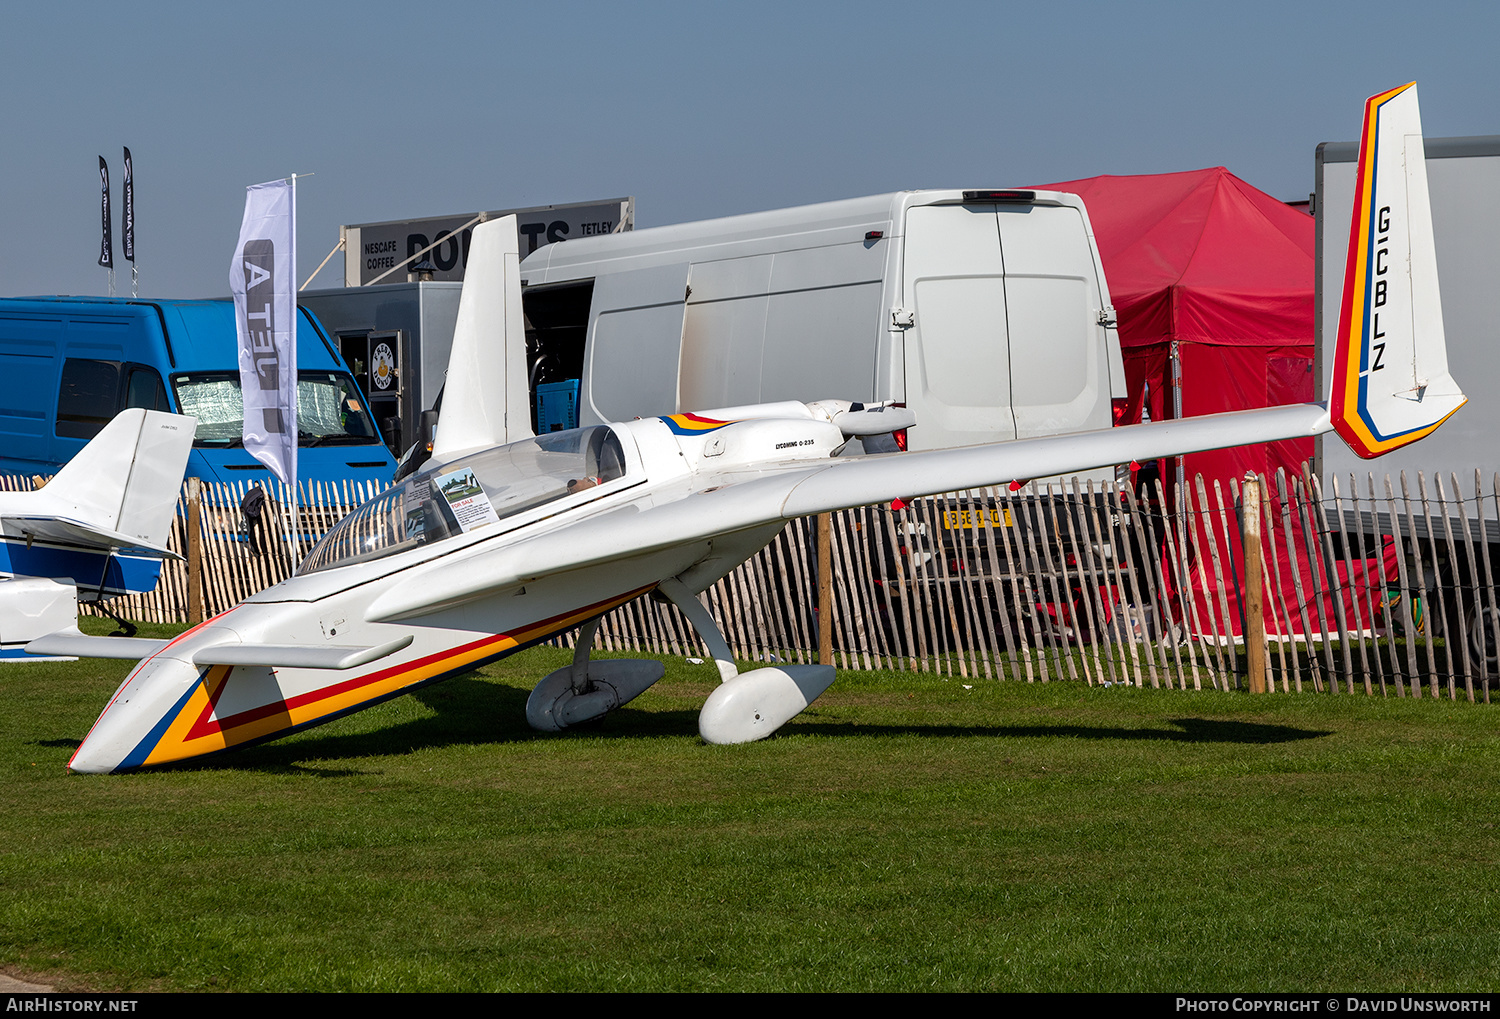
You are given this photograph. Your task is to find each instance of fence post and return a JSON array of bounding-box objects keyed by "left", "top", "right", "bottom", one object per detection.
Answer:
[
  {"left": 187, "top": 477, "right": 204, "bottom": 625},
  {"left": 1242, "top": 473, "right": 1266, "bottom": 694},
  {"left": 818, "top": 512, "right": 833, "bottom": 666}
]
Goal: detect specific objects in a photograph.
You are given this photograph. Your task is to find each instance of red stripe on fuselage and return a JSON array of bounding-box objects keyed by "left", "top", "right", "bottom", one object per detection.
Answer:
[{"left": 179, "top": 586, "right": 655, "bottom": 741}]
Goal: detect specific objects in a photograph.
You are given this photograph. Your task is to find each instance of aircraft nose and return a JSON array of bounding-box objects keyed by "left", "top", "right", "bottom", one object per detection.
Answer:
[{"left": 69, "top": 655, "right": 205, "bottom": 774}]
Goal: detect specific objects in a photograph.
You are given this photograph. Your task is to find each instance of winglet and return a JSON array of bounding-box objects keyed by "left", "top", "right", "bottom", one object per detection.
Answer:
[
  {"left": 431, "top": 215, "right": 533, "bottom": 461},
  {"left": 1329, "top": 82, "right": 1466, "bottom": 459}
]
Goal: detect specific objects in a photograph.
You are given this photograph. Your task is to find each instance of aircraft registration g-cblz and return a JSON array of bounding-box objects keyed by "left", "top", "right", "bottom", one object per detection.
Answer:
[
  {"left": 1328, "top": 82, "right": 1465, "bottom": 458},
  {"left": 45, "top": 84, "right": 1463, "bottom": 774}
]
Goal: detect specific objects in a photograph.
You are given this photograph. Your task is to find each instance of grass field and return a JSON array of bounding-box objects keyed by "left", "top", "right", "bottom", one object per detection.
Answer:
[{"left": 2, "top": 621, "right": 1498, "bottom": 992}]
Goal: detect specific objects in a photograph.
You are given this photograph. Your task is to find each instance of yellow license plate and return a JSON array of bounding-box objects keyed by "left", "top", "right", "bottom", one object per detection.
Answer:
[{"left": 941, "top": 508, "right": 1012, "bottom": 529}]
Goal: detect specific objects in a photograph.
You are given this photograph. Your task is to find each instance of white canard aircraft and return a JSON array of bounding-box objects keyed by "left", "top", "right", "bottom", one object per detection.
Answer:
[
  {"left": 47, "top": 84, "right": 1462, "bottom": 772},
  {"left": 1, "top": 408, "right": 195, "bottom": 662}
]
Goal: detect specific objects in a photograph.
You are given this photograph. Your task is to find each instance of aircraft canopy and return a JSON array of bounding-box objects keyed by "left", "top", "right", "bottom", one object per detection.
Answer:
[{"left": 300, "top": 426, "right": 629, "bottom": 574}]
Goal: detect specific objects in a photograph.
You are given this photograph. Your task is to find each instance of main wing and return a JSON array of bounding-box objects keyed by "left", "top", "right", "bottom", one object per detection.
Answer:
[
  {"left": 366, "top": 403, "right": 1328, "bottom": 621},
  {"left": 358, "top": 82, "right": 1457, "bottom": 625}
]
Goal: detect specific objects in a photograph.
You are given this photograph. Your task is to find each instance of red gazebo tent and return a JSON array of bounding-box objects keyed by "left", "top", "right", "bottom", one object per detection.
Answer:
[
  {"left": 1033, "top": 169, "right": 1376, "bottom": 639},
  {"left": 1036, "top": 166, "right": 1315, "bottom": 490}
]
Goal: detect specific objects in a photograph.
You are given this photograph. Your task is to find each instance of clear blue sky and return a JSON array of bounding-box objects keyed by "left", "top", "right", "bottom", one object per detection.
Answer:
[{"left": 2, "top": 0, "right": 1496, "bottom": 298}]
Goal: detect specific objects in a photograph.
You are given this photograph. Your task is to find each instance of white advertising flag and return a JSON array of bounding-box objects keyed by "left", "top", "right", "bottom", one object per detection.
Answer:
[{"left": 230, "top": 178, "right": 297, "bottom": 486}]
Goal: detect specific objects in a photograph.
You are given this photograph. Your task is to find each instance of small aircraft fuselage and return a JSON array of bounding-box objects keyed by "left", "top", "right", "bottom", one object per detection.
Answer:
[{"left": 69, "top": 412, "right": 847, "bottom": 773}]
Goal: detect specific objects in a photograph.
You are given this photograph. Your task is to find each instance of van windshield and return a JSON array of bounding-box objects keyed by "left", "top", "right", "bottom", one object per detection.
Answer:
[{"left": 171, "top": 371, "right": 381, "bottom": 446}]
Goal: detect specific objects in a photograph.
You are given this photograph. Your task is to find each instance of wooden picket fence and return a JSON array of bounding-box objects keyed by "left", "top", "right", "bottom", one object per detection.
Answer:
[{"left": 13, "top": 466, "right": 1498, "bottom": 702}]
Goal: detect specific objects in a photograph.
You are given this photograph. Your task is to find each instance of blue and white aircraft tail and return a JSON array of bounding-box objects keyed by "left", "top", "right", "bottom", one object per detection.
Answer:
[{"left": 0, "top": 409, "right": 195, "bottom": 661}]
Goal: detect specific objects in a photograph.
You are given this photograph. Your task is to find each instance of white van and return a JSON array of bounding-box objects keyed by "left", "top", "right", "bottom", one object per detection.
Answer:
[{"left": 517, "top": 189, "right": 1127, "bottom": 453}]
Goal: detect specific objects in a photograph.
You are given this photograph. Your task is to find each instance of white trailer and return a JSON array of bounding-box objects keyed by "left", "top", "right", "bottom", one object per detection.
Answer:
[
  {"left": 1316, "top": 134, "right": 1500, "bottom": 660},
  {"left": 517, "top": 189, "right": 1128, "bottom": 457}
]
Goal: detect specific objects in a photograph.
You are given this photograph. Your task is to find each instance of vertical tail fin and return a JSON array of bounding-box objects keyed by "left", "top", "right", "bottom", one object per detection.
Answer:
[
  {"left": 1329, "top": 82, "right": 1466, "bottom": 459},
  {"left": 32, "top": 409, "right": 196, "bottom": 552},
  {"left": 431, "top": 214, "right": 532, "bottom": 460}
]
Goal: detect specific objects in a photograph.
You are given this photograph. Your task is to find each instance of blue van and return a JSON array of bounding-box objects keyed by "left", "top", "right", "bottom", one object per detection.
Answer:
[{"left": 0, "top": 297, "right": 396, "bottom": 485}]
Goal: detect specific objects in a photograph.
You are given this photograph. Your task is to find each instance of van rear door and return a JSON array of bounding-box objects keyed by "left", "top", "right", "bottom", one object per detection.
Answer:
[
  {"left": 901, "top": 204, "right": 1017, "bottom": 450},
  {"left": 901, "top": 200, "right": 1112, "bottom": 450},
  {"left": 998, "top": 203, "right": 1111, "bottom": 439},
  {"left": 581, "top": 264, "right": 690, "bottom": 425}
]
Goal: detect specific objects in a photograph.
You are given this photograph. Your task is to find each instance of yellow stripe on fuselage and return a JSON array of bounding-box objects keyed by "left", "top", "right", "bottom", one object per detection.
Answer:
[{"left": 137, "top": 587, "right": 651, "bottom": 767}]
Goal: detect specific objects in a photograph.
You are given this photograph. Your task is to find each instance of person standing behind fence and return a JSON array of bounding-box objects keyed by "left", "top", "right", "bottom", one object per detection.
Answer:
[{"left": 240, "top": 485, "right": 267, "bottom": 556}]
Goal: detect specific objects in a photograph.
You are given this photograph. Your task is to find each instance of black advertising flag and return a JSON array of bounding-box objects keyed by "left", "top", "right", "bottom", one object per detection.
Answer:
[
  {"left": 97, "top": 156, "right": 113, "bottom": 269},
  {"left": 122, "top": 148, "right": 134, "bottom": 262}
]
